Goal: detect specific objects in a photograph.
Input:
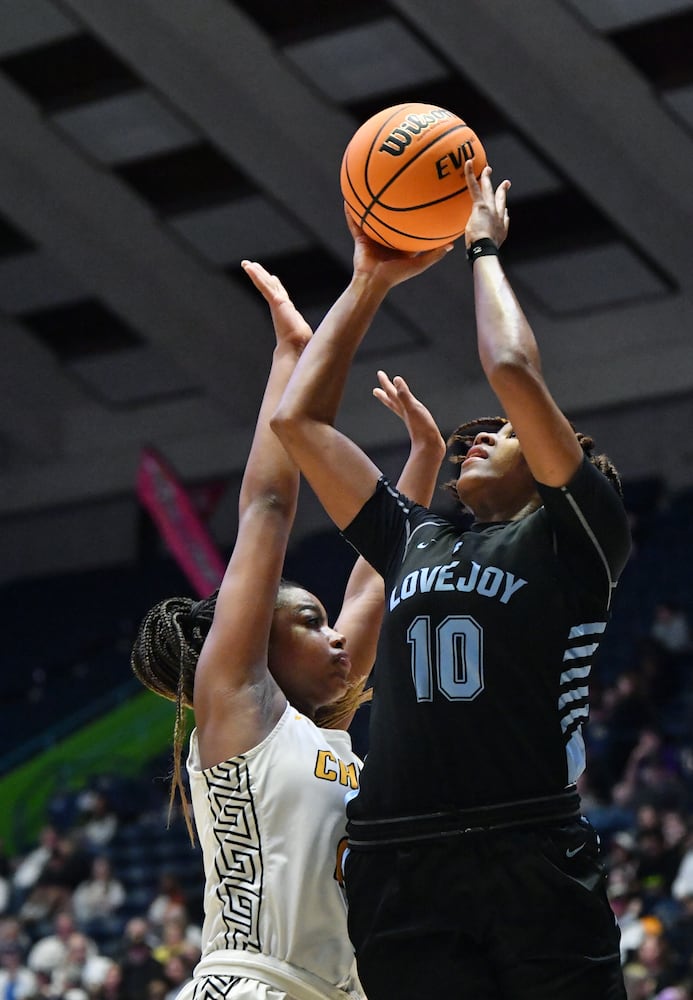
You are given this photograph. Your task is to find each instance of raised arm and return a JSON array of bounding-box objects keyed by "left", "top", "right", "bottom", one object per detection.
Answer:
[
  {"left": 193, "top": 262, "right": 311, "bottom": 767},
  {"left": 463, "top": 158, "right": 583, "bottom": 486},
  {"left": 271, "top": 211, "right": 451, "bottom": 530},
  {"left": 323, "top": 371, "right": 446, "bottom": 730}
]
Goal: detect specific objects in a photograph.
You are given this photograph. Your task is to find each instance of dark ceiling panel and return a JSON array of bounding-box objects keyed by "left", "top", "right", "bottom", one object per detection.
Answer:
[
  {"left": 0, "top": 215, "right": 34, "bottom": 259},
  {"left": 230, "top": 0, "right": 390, "bottom": 44},
  {"left": 0, "top": 33, "right": 140, "bottom": 111},
  {"left": 21, "top": 299, "right": 143, "bottom": 361},
  {"left": 115, "top": 143, "right": 258, "bottom": 215},
  {"left": 609, "top": 10, "right": 693, "bottom": 89}
]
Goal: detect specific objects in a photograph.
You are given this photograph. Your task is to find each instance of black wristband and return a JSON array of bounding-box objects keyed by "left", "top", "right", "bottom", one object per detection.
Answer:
[{"left": 466, "top": 238, "right": 499, "bottom": 266}]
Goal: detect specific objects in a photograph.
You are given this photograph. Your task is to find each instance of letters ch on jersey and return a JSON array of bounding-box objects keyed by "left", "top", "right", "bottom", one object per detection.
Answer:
[
  {"left": 389, "top": 560, "right": 527, "bottom": 611},
  {"left": 314, "top": 750, "right": 359, "bottom": 789}
]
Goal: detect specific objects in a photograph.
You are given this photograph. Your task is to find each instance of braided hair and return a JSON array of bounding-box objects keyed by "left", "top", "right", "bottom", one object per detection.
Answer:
[
  {"left": 444, "top": 415, "right": 623, "bottom": 506},
  {"left": 131, "top": 591, "right": 217, "bottom": 842}
]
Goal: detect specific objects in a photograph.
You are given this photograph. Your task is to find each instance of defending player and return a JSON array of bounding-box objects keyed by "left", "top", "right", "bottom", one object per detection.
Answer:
[{"left": 130, "top": 261, "right": 446, "bottom": 1000}]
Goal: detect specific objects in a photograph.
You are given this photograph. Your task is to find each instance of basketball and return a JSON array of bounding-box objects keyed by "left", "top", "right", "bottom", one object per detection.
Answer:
[{"left": 340, "top": 102, "right": 487, "bottom": 252}]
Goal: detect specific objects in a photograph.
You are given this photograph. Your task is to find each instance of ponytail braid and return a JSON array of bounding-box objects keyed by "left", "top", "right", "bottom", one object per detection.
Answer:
[{"left": 131, "top": 593, "right": 217, "bottom": 843}]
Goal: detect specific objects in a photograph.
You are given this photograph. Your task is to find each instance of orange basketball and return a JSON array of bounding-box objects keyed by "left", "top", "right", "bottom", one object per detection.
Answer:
[{"left": 340, "top": 102, "right": 487, "bottom": 252}]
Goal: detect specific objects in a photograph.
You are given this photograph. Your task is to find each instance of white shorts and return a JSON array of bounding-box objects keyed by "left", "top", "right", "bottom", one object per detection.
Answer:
[{"left": 175, "top": 977, "right": 314, "bottom": 1000}]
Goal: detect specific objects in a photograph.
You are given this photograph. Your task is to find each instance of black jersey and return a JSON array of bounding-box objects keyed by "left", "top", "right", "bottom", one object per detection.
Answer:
[{"left": 342, "top": 456, "right": 631, "bottom": 826}]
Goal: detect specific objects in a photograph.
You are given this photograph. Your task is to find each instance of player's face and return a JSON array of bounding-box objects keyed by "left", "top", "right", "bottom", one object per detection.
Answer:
[
  {"left": 455, "top": 423, "right": 537, "bottom": 517},
  {"left": 268, "top": 586, "right": 351, "bottom": 715}
]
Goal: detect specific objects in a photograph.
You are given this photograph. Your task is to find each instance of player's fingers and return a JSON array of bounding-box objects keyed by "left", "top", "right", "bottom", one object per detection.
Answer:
[
  {"left": 374, "top": 371, "right": 405, "bottom": 413},
  {"left": 392, "top": 374, "right": 413, "bottom": 400},
  {"left": 395, "top": 376, "right": 429, "bottom": 420},
  {"left": 495, "top": 179, "right": 511, "bottom": 219},
  {"left": 478, "top": 164, "right": 495, "bottom": 201},
  {"left": 344, "top": 203, "right": 362, "bottom": 240},
  {"left": 464, "top": 158, "right": 482, "bottom": 198},
  {"left": 241, "top": 260, "right": 284, "bottom": 300},
  {"left": 372, "top": 387, "right": 398, "bottom": 414},
  {"left": 376, "top": 369, "right": 395, "bottom": 393}
]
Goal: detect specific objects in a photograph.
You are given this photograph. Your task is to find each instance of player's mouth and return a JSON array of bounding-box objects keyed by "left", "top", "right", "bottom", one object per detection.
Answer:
[
  {"left": 462, "top": 445, "right": 488, "bottom": 464},
  {"left": 332, "top": 652, "right": 351, "bottom": 678}
]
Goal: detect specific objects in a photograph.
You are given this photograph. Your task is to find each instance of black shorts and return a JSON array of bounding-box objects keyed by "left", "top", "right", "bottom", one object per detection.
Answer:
[{"left": 344, "top": 817, "right": 626, "bottom": 1000}]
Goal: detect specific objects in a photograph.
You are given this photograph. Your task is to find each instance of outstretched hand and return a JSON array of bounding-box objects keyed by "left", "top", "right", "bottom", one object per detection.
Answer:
[
  {"left": 373, "top": 370, "right": 445, "bottom": 456},
  {"left": 241, "top": 260, "right": 312, "bottom": 351},
  {"left": 463, "top": 160, "right": 511, "bottom": 249},
  {"left": 344, "top": 206, "right": 453, "bottom": 290}
]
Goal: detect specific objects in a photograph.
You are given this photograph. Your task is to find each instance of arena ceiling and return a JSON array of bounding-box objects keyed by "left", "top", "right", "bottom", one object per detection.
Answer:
[{"left": 1, "top": 0, "right": 693, "bottom": 579}]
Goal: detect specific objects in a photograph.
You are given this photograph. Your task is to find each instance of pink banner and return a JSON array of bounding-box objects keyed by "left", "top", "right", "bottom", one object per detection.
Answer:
[{"left": 136, "top": 447, "right": 226, "bottom": 597}]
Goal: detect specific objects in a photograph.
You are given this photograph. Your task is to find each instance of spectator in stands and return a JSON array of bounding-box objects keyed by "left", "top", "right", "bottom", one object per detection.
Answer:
[
  {"left": 83, "top": 957, "right": 126, "bottom": 1000},
  {"left": 145, "top": 873, "right": 187, "bottom": 938},
  {"left": 0, "top": 918, "right": 30, "bottom": 961},
  {"left": 11, "top": 826, "right": 59, "bottom": 906},
  {"left": 27, "top": 909, "right": 97, "bottom": 978},
  {"left": 650, "top": 601, "right": 692, "bottom": 657},
  {"left": 666, "top": 892, "right": 693, "bottom": 981},
  {"left": 19, "top": 832, "right": 90, "bottom": 928},
  {"left": 161, "top": 953, "right": 193, "bottom": 1000},
  {"left": 151, "top": 914, "right": 187, "bottom": 966},
  {"left": 635, "top": 824, "right": 680, "bottom": 911},
  {"left": 147, "top": 980, "right": 169, "bottom": 1000},
  {"left": 655, "top": 986, "right": 693, "bottom": 1000},
  {"left": 613, "top": 729, "right": 688, "bottom": 814},
  {"left": 607, "top": 830, "right": 640, "bottom": 892},
  {"left": 0, "top": 940, "right": 36, "bottom": 999},
  {"left": 50, "top": 931, "right": 106, "bottom": 996},
  {"left": 635, "top": 929, "right": 687, "bottom": 995},
  {"left": 71, "top": 856, "right": 126, "bottom": 944},
  {"left": 672, "top": 828, "right": 693, "bottom": 901},
  {"left": 76, "top": 791, "right": 119, "bottom": 853},
  {"left": 622, "top": 959, "right": 657, "bottom": 999},
  {"left": 601, "top": 670, "right": 657, "bottom": 786},
  {"left": 115, "top": 917, "right": 164, "bottom": 1000}
]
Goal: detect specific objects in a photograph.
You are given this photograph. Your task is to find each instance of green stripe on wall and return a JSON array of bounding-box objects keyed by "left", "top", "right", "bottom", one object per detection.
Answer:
[{"left": 0, "top": 691, "right": 185, "bottom": 853}]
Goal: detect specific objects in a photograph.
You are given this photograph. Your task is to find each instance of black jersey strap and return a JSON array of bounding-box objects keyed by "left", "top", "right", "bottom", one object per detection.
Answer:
[{"left": 347, "top": 787, "right": 581, "bottom": 846}]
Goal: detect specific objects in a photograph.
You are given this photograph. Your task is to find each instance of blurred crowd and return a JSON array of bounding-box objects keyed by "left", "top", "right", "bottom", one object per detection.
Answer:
[{"left": 0, "top": 780, "right": 202, "bottom": 1000}]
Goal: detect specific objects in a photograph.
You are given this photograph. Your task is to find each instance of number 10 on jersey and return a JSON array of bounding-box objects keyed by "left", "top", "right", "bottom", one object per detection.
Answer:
[{"left": 407, "top": 615, "right": 485, "bottom": 702}]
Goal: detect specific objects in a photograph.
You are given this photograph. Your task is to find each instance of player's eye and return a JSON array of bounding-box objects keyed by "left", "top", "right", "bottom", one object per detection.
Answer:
[{"left": 303, "top": 614, "right": 322, "bottom": 628}]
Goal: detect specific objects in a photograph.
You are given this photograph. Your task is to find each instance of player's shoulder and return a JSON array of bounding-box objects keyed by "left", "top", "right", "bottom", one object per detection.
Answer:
[{"left": 404, "top": 514, "right": 461, "bottom": 555}]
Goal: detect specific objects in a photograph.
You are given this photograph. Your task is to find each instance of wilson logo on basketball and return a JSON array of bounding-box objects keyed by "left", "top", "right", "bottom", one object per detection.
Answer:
[{"left": 379, "top": 108, "right": 456, "bottom": 156}]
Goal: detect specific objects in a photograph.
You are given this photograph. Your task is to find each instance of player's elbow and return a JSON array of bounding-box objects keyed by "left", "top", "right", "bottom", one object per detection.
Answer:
[
  {"left": 270, "top": 404, "right": 307, "bottom": 450},
  {"left": 484, "top": 353, "right": 540, "bottom": 394}
]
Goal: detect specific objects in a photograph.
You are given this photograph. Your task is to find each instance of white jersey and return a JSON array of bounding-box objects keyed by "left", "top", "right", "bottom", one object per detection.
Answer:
[{"left": 182, "top": 703, "right": 364, "bottom": 1000}]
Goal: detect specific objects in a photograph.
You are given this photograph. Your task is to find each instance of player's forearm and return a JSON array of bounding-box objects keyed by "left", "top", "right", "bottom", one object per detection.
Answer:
[
  {"left": 238, "top": 342, "right": 303, "bottom": 518},
  {"left": 473, "top": 257, "right": 542, "bottom": 383},
  {"left": 396, "top": 436, "right": 445, "bottom": 508},
  {"left": 275, "top": 273, "right": 389, "bottom": 429}
]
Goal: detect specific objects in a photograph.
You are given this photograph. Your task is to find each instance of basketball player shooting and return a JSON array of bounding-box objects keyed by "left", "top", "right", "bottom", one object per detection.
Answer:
[{"left": 270, "top": 157, "right": 631, "bottom": 1000}]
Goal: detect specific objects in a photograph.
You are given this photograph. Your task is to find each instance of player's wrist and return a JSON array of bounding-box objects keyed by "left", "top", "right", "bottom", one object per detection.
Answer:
[{"left": 465, "top": 238, "right": 499, "bottom": 266}]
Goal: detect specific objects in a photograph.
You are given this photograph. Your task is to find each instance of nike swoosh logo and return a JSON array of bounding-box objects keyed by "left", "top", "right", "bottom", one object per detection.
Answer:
[
  {"left": 565, "top": 843, "right": 585, "bottom": 858},
  {"left": 417, "top": 540, "right": 431, "bottom": 548}
]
